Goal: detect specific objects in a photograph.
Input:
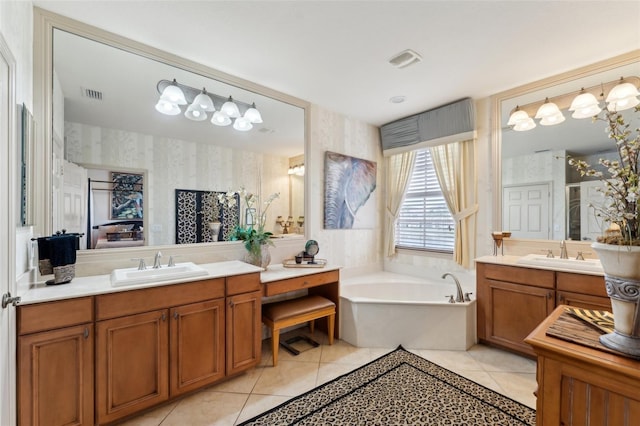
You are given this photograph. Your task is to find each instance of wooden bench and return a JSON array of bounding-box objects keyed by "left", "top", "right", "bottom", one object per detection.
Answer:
[{"left": 262, "top": 295, "right": 336, "bottom": 366}]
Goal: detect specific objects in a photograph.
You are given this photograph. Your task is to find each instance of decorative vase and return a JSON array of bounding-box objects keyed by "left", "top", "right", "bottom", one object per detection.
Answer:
[
  {"left": 209, "top": 221, "right": 222, "bottom": 242},
  {"left": 243, "top": 243, "right": 271, "bottom": 269},
  {"left": 592, "top": 242, "right": 640, "bottom": 358}
]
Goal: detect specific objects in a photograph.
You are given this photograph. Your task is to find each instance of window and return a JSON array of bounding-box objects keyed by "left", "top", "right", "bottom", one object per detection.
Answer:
[{"left": 395, "top": 149, "right": 455, "bottom": 252}]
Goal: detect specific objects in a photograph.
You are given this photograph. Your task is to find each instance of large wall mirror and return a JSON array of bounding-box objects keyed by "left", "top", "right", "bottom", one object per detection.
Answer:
[
  {"left": 493, "top": 50, "right": 640, "bottom": 242},
  {"left": 34, "top": 8, "right": 309, "bottom": 251}
]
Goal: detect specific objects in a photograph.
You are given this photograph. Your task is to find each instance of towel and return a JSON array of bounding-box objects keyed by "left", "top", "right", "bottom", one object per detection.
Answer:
[{"left": 37, "top": 234, "right": 79, "bottom": 284}]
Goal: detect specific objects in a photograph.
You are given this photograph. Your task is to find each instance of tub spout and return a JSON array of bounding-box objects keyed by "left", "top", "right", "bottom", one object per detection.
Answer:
[{"left": 441, "top": 273, "right": 464, "bottom": 303}]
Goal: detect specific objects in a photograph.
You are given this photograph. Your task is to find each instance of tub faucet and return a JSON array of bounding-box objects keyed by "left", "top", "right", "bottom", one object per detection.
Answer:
[
  {"left": 560, "top": 240, "right": 568, "bottom": 259},
  {"left": 442, "top": 273, "right": 464, "bottom": 303},
  {"left": 153, "top": 251, "right": 163, "bottom": 269}
]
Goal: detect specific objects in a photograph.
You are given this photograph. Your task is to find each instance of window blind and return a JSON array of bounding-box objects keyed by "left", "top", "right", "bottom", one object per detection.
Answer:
[{"left": 395, "top": 149, "right": 455, "bottom": 252}]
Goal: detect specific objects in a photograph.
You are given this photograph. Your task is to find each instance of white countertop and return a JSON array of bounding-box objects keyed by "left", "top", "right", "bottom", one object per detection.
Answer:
[
  {"left": 261, "top": 263, "right": 341, "bottom": 283},
  {"left": 475, "top": 255, "right": 604, "bottom": 276},
  {"left": 18, "top": 261, "right": 341, "bottom": 306}
]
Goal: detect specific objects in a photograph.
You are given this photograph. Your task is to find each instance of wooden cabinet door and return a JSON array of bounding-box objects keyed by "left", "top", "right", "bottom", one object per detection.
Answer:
[
  {"left": 170, "top": 299, "right": 225, "bottom": 396},
  {"left": 226, "top": 290, "right": 262, "bottom": 375},
  {"left": 96, "top": 310, "right": 169, "bottom": 424},
  {"left": 485, "top": 279, "right": 555, "bottom": 357},
  {"left": 557, "top": 291, "right": 612, "bottom": 311},
  {"left": 18, "top": 324, "right": 94, "bottom": 426}
]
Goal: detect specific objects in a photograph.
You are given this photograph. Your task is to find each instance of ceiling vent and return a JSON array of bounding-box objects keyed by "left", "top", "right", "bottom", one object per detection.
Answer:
[
  {"left": 81, "top": 87, "right": 103, "bottom": 101},
  {"left": 388, "top": 49, "right": 422, "bottom": 69}
]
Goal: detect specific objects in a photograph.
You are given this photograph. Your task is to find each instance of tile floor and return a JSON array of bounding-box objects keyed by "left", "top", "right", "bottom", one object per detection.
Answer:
[{"left": 119, "top": 330, "right": 537, "bottom": 425}]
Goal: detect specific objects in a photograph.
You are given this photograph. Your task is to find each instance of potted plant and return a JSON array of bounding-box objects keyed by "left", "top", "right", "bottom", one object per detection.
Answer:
[
  {"left": 568, "top": 104, "right": 640, "bottom": 357},
  {"left": 218, "top": 187, "right": 280, "bottom": 268}
]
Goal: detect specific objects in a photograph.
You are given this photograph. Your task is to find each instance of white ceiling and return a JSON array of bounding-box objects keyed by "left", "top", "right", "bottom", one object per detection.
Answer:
[{"left": 35, "top": 0, "right": 640, "bottom": 128}]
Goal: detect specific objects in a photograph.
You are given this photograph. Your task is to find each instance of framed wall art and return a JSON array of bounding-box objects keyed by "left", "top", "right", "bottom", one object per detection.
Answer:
[
  {"left": 324, "top": 151, "right": 377, "bottom": 229},
  {"left": 110, "top": 172, "right": 143, "bottom": 219}
]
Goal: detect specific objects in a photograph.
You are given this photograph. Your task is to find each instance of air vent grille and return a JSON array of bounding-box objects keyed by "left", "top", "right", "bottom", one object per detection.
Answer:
[
  {"left": 388, "top": 49, "right": 422, "bottom": 69},
  {"left": 81, "top": 87, "right": 103, "bottom": 100}
]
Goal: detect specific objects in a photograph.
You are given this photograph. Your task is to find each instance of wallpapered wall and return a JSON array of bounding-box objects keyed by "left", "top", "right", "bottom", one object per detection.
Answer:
[
  {"left": 64, "top": 121, "right": 292, "bottom": 246},
  {"left": 306, "top": 105, "right": 385, "bottom": 276}
]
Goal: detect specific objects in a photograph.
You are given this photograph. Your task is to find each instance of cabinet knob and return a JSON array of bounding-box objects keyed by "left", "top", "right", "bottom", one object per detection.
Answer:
[
  {"left": 83, "top": 327, "right": 89, "bottom": 339},
  {"left": 161, "top": 312, "right": 167, "bottom": 321},
  {"left": 559, "top": 294, "right": 565, "bottom": 302},
  {"left": 173, "top": 311, "right": 179, "bottom": 320},
  {"left": 547, "top": 292, "right": 553, "bottom": 299},
  {"left": 229, "top": 300, "right": 234, "bottom": 308}
]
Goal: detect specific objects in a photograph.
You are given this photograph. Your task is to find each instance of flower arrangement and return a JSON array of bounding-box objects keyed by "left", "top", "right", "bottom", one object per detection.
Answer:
[
  {"left": 568, "top": 105, "right": 640, "bottom": 245},
  {"left": 217, "top": 187, "right": 280, "bottom": 257}
]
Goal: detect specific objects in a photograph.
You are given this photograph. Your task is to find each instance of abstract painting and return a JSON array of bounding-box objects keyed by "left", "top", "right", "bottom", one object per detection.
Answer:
[
  {"left": 324, "top": 151, "right": 377, "bottom": 229},
  {"left": 110, "top": 172, "right": 143, "bottom": 219}
]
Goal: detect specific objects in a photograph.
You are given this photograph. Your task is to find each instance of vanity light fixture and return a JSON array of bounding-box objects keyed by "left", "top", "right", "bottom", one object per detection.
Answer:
[
  {"left": 288, "top": 164, "right": 305, "bottom": 175},
  {"left": 569, "top": 88, "right": 602, "bottom": 119},
  {"left": 155, "top": 79, "right": 263, "bottom": 131},
  {"left": 535, "top": 98, "right": 565, "bottom": 126},
  {"left": 507, "top": 106, "right": 536, "bottom": 131},
  {"left": 507, "top": 76, "right": 639, "bottom": 131},
  {"left": 606, "top": 78, "right": 640, "bottom": 112}
]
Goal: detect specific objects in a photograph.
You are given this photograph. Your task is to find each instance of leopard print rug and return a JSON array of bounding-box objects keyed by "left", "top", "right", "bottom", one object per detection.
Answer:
[{"left": 239, "top": 346, "right": 536, "bottom": 425}]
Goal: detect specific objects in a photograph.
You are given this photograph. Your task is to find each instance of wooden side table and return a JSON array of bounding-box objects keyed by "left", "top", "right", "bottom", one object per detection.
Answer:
[{"left": 525, "top": 305, "right": 640, "bottom": 425}]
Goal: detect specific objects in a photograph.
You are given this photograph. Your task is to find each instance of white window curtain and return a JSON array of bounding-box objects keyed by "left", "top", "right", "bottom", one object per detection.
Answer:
[
  {"left": 384, "top": 151, "right": 416, "bottom": 257},
  {"left": 429, "top": 139, "right": 478, "bottom": 268}
]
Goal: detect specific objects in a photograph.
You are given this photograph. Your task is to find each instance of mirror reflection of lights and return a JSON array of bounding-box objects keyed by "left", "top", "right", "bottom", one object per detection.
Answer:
[
  {"left": 507, "top": 76, "right": 640, "bottom": 131},
  {"left": 288, "top": 164, "right": 305, "bottom": 176},
  {"left": 155, "top": 79, "right": 263, "bottom": 131}
]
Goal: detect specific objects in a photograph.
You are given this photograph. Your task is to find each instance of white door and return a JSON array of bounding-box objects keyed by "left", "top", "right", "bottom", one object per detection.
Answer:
[
  {"left": 62, "top": 160, "right": 88, "bottom": 248},
  {"left": 0, "top": 33, "right": 16, "bottom": 426},
  {"left": 503, "top": 183, "right": 551, "bottom": 239},
  {"left": 580, "top": 180, "right": 608, "bottom": 241}
]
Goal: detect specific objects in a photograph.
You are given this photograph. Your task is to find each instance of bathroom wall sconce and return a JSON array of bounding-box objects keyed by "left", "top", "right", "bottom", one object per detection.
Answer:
[
  {"left": 297, "top": 216, "right": 304, "bottom": 227},
  {"left": 288, "top": 164, "right": 305, "bottom": 176},
  {"left": 508, "top": 76, "right": 640, "bottom": 132},
  {"left": 155, "top": 79, "right": 263, "bottom": 131}
]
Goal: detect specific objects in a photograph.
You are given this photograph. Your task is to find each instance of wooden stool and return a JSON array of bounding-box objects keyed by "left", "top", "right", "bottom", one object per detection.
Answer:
[{"left": 262, "top": 295, "right": 336, "bottom": 366}]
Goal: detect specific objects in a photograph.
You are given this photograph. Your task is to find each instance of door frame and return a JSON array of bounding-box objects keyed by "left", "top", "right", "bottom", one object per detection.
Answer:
[{"left": 0, "top": 30, "right": 18, "bottom": 426}]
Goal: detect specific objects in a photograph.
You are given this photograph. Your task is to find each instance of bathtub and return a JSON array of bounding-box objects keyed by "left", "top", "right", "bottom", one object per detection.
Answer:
[{"left": 340, "top": 272, "right": 476, "bottom": 350}]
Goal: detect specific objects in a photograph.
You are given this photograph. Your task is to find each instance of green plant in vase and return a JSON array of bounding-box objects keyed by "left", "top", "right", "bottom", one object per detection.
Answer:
[{"left": 218, "top": 187, "right": 280, "bottom": 267}]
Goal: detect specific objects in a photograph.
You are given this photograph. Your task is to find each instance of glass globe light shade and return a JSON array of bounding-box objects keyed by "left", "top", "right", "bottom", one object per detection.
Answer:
[
  {"left": 606, "top": 82, "right": 640, "bottom": 103},
  {"left": 607, "top": 96, "right": 640, "bottom": 112},
  {"left": 221, "top": 96, "right": 241, "bottom": 118},
  {"left": 155, "top": 99, "right": 181, "bottom": 116},
  {"left": 540, "top": 111, "right": 566, "bottom": 126},
  {"left": 244, "top": 103, "right": 263, "bottom": 124},
  {"left": 535, "top": 100, "right": 562, "bottom": 119},
  {"left": 513, "top": 118, "right": 536, "bottom": 131},
  {"left": 185, "top": 103, "right": 207, "bottom": 121},
  {"left": 211, "top": 111, "right": 232, "bottom": 126},
  {"left": 233, "top": 117, "right": 253, "bottom": 131},
  {"left": 569, "top": 92, "right": 602, "bottom": 118},
  {"left": 507, "top": 109, "right": 529, "bottom": 126},
  {"left": 193, "top": 90, "right": 215, "bottom": 112},
  {"left": 159, "top": 80, "right": 187, "bottom": 105}
]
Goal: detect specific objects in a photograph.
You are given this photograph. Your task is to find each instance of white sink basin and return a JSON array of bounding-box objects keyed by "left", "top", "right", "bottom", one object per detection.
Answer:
[
  {"left": 111, "top": 262, "right": 208, "bottom": 287},
  {"left": 516, "top": 254, "right": 603, "bottom": 273}
]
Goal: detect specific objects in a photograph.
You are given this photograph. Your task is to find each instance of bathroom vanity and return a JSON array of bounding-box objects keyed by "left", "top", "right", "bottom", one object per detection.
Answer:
[
  {"left": 16, "top": 261, "right": 341, "bottom": 425},
  {"left": 16, "top": 261, "right": 263, "bottom": 425},
  {"left": 476, "top": 256, "right": 609, "bottom": 357}
]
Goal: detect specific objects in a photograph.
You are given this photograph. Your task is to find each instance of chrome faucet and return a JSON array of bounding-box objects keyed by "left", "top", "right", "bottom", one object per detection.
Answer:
[
  {"left": 153, "top": 251, "right": 163, "bottom": 269},
  {"left": 442, "top": 273, "right": 464, "bottom": 303},
  {"left": 560, "top": 240, "right": 568, "bottom": 259}
]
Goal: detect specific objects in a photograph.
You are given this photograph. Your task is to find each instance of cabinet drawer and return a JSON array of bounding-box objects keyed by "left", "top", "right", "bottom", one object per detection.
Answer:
[
  {"left": 481, "top": 263, "right": 554, "bottom": 289},
  {"left": 263, "top": 270, "right": 340, "bottom": 296},
  {"left": 96, "top": 278, "right": 225, "bottom": 320},
  {"left": 226, "top": 273, "right": 261, "bottom": 296},
  {"left": 18, "top": 297, "right": 93, "bottom": 335},
  {"left": 556, "top": 272, "right": 607, "bottom": 297}
]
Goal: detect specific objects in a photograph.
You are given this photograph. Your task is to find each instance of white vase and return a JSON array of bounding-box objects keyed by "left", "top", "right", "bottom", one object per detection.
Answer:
[
  {"left": 592, "top": 242, "right": 640, "bottom": 358},
  {"left": 209, "top": 222, "right": 221, "bottom": 242}
]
